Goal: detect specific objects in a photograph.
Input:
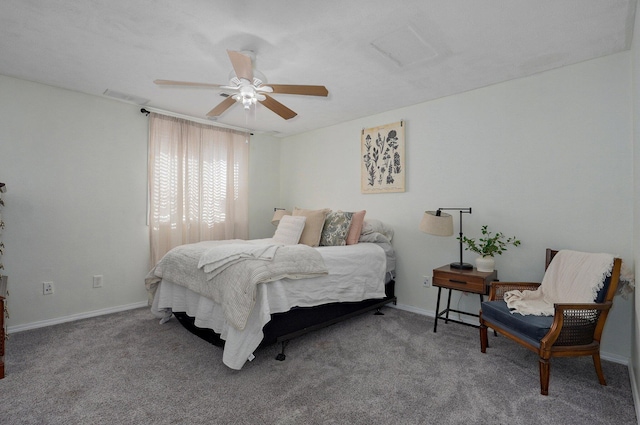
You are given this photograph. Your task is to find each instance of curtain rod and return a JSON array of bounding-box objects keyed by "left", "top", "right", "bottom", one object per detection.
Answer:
[{"left": 140, "top": 107, "right": 253, "bottom": 135}]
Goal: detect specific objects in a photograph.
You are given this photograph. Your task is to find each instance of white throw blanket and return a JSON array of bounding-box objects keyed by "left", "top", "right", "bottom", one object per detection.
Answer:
[
  {"left": 145, "top": 241, "right": 328, "bottom": 330},
  {"left": 198, "top": 243, "right": 281, "bottom": 279},
  {"left": 504, "top": 250, "right": 614, "bottom": 316}
]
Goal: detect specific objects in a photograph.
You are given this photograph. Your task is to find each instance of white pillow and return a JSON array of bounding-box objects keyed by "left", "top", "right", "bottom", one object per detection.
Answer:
[{"left": 272, "top": 215, "right": 307, "bottom": 245}]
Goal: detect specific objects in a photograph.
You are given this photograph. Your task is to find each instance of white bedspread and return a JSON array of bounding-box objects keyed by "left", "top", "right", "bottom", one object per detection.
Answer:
[
  {"left": 146, "top": 240, "right": 328, "bottom": 331},
  {"left": 148, "top": 239, "right": 388, "bottom": 370}
]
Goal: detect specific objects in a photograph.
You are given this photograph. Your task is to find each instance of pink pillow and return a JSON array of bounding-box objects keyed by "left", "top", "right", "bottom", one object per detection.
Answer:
[{"left": 346, "top": 210, "right": 366, "bottom": 245}]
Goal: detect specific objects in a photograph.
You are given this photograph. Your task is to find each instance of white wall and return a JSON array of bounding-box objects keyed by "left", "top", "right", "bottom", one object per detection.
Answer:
[
  {"left": 631, "top": 1, "right": 640, "bottom": 412},
  {"left": 248, "top": 133, "right": 282, "bottom": 240},
  {"left": 0, "top": 75, "right": 150, "bottom": 327},
  {"left": 0, "top": 74, "right": 281, "bottom": 329},
  {"left": 280, "top": 52, "right": 634, "bottom": 360}
]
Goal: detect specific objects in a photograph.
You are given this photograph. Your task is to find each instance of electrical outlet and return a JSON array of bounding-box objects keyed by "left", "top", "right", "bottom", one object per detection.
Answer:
[
  {"left": 93, "top": 275, "right": 103, "bottom": 288},
  {"left": 422, "top": 276, "right": 431, "bottom": 288},
  {"left": 43, "top": 281, "right": 54, "bottom": 295}
]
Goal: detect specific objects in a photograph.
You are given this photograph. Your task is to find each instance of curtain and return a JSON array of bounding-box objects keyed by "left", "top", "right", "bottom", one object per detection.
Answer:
[{"left": 148, "top": 113, "right": 249, "bottom": 266}]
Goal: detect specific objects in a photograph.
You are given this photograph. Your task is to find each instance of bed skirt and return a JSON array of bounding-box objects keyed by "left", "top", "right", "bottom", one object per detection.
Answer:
[{"left": 173, "top": 280, "right": 396, "bottom": 349}]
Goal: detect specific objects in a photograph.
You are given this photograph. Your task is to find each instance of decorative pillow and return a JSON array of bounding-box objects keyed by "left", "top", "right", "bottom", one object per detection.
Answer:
[
  {"left": 292, "top": 207, "right": 331, "bottom": 247},
  {"left": 320, "top": 211, "right": 354, "bottom": 246},
  {"left": 272, "top": 215, "right": 306, "bottom": 245},
  {"left": 344, "top": 210, "right": 366, "bottom": 245}
]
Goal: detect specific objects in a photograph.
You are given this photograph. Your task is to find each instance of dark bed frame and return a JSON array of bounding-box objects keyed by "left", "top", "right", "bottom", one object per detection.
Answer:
[{"left": 173, "top": 279, "right": 397, "bottom": 361}]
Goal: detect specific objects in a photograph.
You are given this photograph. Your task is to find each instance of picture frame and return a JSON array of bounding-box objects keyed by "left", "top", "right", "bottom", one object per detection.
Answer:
[{"left": 361, "top": 120, "right": 405, "bottom": 193}]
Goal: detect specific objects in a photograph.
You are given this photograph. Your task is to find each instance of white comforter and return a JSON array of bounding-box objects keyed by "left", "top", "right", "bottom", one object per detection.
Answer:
[
  {"left": 146, "top": 240, "right": 328, "bottom": 331},
  {"left": 148, "top": 239, "right": 388, "bottom": 369}
]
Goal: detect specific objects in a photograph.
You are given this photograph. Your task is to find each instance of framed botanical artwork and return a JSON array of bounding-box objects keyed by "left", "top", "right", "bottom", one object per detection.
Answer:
[{"left": 361, "top": 120, "right": 405, "bottom": 193}]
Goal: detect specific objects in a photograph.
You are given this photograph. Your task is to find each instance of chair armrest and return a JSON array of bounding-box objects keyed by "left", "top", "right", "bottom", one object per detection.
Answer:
[
  {"left": 541, "top": 302, "right": 613, "bottom": 348},
  {"left": 488, "top": 282, "right": 540, "bottom": 301}
]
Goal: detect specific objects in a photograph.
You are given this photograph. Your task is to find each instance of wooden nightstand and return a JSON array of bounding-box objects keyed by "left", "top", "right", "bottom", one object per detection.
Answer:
[{"left": 432, "top": 265, "right": 498, "bottom": 332}]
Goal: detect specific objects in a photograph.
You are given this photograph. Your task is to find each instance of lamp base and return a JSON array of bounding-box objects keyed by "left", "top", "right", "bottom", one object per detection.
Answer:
[{"left": 450, "top": 262, "right": 473, "bottom": 270}]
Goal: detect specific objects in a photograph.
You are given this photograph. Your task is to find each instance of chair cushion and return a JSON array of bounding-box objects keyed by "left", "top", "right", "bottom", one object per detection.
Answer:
[
  {"left": 482, "top": 300, "right": 553, "bottom": 344},
  {"left": 594, "top": 276, "right": 611, "bottom": 303}
]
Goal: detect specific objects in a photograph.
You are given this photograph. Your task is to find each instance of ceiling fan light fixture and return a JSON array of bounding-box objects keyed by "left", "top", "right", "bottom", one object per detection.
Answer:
[
  {"left": 241, "top": 96, "right": 254, "bottom": 109},
  {"left": 231, "top": 82, "right": 268, "bottom": 110},
  {"left": 233, "top": 91, "right": 257, "bottom": 110}
]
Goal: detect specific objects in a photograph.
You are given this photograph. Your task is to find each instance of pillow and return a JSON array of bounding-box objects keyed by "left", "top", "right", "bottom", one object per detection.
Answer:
[
  {"left": 358, "top": 231, "right": 391, "bottom": 244},
  {"left": 292, "top": 207, "right": 331, "bottom": 247},
  {"left": 360, "top": 218, "right": 394, "bottom": 242},
  {"left": 344, "top": 210, "right": 366, "bottom": 245},
  {"left": 320, "top": 211, "right": 353, "bottom": 246},
  {"left": 272, "top": 215, "right": 306, "bottom": 245}
]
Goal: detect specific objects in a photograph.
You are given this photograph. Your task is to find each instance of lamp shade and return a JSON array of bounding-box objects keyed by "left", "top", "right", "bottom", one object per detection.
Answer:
[
  {"left": 419, "top": 211, "right": 454, "bottom": 236},
  {"left": 271, "top": 209, "right": 292, "bottom": 226}
]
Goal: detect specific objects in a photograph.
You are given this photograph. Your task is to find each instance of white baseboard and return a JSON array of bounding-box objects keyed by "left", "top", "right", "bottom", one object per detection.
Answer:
[
  {"left": 7, "top": 301, "right": 148, "bottom": 334},
  {"left": 390, "top": 302, "right": 435, "bottom": 318},
  {"left": 389, "top": 302, "right": 630, "bottom": 366},
  {"left": 628, "top": 362, "right": 640, "bottom": 425}
]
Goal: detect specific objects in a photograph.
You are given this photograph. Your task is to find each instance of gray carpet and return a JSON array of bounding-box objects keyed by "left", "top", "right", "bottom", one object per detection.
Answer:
[{"left": 0, "top": 306, "right": 636, "bottom": 425}]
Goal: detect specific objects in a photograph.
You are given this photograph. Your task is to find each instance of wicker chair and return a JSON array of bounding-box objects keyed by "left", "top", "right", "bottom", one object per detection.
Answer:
[{"left": 479, "top": 249, "right": 622, "bottom": 395}]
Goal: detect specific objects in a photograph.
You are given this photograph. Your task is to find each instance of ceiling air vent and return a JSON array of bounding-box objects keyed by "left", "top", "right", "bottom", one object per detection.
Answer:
[{"left": 103, "top": 89, "right": 149, "bottom": 105}]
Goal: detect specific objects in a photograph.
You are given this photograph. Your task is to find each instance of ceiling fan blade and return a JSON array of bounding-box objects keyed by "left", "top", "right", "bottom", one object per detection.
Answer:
[
  {"left": 268, "top": 84, "right": 329, "bottom": 97},
  {"left": 255, "top": 85, "right": 273, "bottom": 93},
  {"left": 154, "top": 79, "right": 224, "bottom": 89},
  {"left": 227, "top": 50, "right": 253, "bottom": 81},
  {"left": 206, "top": 96, "right": 237, "bottom": 117},
  {"left": 260, "top": 94, "right": 297, "bottom": 120}
]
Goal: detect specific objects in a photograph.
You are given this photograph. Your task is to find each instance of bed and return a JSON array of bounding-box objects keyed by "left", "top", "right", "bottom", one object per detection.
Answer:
[{"left": 145, "top": 216, "right": 396, "bottom": 370}]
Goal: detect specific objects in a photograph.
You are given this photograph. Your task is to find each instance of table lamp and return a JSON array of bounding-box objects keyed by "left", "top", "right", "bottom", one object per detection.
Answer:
[
  {"left": 271, "top": 208, "right": 291, "bottom": 226},
  {"left": 420, "top": 207, "right": 473, "bottom": 270}
]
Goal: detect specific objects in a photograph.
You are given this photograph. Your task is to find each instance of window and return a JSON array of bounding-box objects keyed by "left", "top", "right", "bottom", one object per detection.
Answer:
[{"left": 148, "top": 113, "right": 249, "bottom": 265}]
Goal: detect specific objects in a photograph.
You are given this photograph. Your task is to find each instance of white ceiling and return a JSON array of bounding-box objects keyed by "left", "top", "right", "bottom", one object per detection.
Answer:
[{"left": 0, "top": 0, "right": 636, "bottom": 137}]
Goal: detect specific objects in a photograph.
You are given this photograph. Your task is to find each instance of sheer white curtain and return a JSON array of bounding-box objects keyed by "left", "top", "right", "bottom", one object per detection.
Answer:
[{"left": 148, "top": 113, "right": 249, "bottom": 266}]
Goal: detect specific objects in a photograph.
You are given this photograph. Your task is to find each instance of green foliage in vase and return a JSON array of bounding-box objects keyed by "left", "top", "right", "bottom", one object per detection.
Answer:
[{"left": 458, "top": 225, "right": 521, "bottom": 257}]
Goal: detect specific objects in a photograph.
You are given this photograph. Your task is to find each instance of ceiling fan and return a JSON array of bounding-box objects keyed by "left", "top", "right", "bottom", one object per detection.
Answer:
[{"left": 154, "top": 50, "right": 329, "bottom": 120}]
